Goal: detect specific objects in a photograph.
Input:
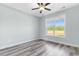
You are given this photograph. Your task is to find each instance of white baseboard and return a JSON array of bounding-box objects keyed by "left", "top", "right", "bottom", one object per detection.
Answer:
[
  {"left": 43, "top": 38, "right": 79, "bottom": 48},
  {"left": 0, "top": 39, "right": 35, "bottom": 50}
]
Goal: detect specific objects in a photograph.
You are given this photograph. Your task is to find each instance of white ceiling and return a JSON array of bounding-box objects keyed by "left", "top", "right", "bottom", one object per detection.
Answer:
[{"left": 3, "top": 3, "right": 79, "bottom": 17}]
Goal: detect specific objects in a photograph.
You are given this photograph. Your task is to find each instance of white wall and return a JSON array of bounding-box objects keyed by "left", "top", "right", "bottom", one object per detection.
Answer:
[
  {"left": 39, "top": 5, "right": 79, "bottom": 47},
  {"left": 0, "top": 4, "right": 40, "bottom": 49},
  {"left": 0, "top": 3, "right": 79, "bottom": 49}
]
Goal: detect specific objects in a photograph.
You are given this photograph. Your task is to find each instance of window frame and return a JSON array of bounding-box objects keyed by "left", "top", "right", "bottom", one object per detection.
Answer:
[{"left": 45, "top": 15, "right": 66, "bottom": 38}]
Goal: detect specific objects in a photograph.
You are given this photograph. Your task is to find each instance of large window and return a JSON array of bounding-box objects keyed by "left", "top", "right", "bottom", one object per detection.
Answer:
[{"left": 47, "top": 15, "right": 65, "bottom": 37}]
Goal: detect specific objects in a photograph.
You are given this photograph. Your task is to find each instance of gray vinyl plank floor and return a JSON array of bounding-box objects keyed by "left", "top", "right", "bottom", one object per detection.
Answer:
[{"left": 0, "top": 39, "right": 79, "bottom": 56}]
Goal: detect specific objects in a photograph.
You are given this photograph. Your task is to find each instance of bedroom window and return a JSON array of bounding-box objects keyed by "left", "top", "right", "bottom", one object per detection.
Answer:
[{"left": 47, "top": 15, "right": 65, "bottom": 37}]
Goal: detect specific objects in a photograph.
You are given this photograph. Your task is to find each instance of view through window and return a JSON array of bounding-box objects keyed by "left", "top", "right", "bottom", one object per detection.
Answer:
[{"left": 47, "top": 15, "right": 65, "bottom": 37}]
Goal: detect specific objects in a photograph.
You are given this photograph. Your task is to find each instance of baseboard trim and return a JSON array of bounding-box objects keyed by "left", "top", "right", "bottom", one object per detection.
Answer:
[
  {"left": 43, "top": 39, "right": 79, "bottom": 48},
  {"left": 0, "top": 39, "right": 44, "bottom": 50}
]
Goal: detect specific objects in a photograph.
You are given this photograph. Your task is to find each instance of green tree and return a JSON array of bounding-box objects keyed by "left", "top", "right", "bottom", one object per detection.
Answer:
[
  {"left": 55, "top": 26, "right": 64, "bottom": 31},
  {"left": 48, "top": 26, "right": 55, "bottom": 31}
]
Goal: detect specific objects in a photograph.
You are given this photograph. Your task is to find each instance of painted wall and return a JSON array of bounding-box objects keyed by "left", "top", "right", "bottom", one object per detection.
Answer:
[
  {"left": 0, "top": 4, "right": 40, "bottom": 49},
  {"left": 40, "top": 5, "right": 79, "bottom": 47}
]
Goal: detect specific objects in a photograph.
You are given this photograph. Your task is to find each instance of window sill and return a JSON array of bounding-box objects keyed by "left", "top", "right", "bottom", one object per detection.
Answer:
[{"left": 46, "top": 35, "right": 65, "bottom": 39}]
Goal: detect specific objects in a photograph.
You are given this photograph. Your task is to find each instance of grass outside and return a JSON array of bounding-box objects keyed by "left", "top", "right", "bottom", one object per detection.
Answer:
[{"left": 48, "top": 30, "right": 64, "bottom": 37}]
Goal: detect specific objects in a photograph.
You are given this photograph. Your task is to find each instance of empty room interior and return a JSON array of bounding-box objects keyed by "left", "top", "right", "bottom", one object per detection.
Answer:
[{"left": 0, "top": 3, "right": 79, "bottom": 56}]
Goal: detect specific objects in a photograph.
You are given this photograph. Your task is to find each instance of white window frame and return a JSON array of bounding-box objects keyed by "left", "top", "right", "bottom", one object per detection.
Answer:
[{"left": 45, "top": 15, "right": 66, "bottom": 38}]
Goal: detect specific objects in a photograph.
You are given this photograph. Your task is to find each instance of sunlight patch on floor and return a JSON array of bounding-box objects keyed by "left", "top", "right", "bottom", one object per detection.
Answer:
[{"left": 44, "top": 44, "right": 69, "bottom": 56}]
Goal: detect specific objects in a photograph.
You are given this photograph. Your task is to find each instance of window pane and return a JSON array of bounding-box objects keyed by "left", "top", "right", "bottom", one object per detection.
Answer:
[
  {"left": 55, "top": 19, "right": 64, "bottom": 37},
  {"left": 47, "top": 21, "right": 55, "bottom": 36}
]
